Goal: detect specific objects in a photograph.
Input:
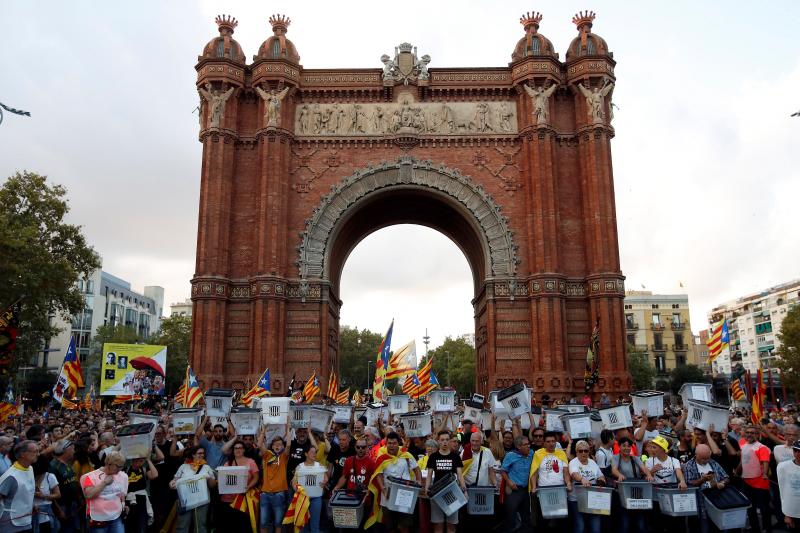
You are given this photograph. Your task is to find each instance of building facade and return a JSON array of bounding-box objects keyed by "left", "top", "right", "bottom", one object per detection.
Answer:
[
  {"left": 42, "top": 270, "right": 164, "bottom": 369},
  {"left": 707, "top": 279, "right": 800, "bottom": 375},
  {"left": 624, "top": 291, "right": 696, "bottom": 379},
  {"left": 170, "top": 298, "right": 193, "bottom": 318},
  {"left": 190, "top": 12, "right": 630, "bottom": 396}
]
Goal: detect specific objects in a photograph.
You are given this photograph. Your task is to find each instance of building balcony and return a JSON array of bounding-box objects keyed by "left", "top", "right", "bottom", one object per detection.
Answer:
[
  {"left": 651, "top": 323, "right": 665, "bottom": 331},
  {"left": 670, "top": 322, "right": 686, "bottom": 331},
  {"left": 672, "top": 344, "right": 688, "bottom": 351},
  {"left": 633, "top": 344, "right": 650, "bottom": 353},
  {"left": 626, "top": 322, "right": 639, "bottom": 330},
  {"left": 651, "top": 344, "right": 667, "bottom": 352}
]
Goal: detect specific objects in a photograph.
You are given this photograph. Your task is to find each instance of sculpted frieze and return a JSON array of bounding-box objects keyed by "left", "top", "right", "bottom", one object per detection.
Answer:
[{"left": 295, "top": 98, "right": 517, "bottom": 137}]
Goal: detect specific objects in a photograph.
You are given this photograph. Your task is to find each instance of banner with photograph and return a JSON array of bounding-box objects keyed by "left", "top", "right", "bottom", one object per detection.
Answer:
[{"left": 100, "top": 343, "right": 167, "bottom": 396}]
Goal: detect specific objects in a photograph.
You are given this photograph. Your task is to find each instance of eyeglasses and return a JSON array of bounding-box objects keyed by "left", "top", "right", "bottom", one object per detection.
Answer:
[
  {"left": 577, "top": 449, "right": 591, "bottom": 453},
  {"left": 355, "top": 445, "right": 368, "bottom": 449},
  {"left": 233, "top": 446, "right": 245, "bottom": 450}
]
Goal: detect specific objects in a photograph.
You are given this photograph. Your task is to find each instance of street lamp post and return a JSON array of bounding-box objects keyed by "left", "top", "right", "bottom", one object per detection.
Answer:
[{"left": 366, "top": 360, "right": 373, "bottom": 395}]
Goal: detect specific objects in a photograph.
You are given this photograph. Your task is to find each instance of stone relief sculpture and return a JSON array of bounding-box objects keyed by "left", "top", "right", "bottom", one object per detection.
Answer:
[
  {"left": 577, "top": 80, "right": 614, "bottom": 124},
  {"left": 255, "top": 85, "right": 290, "bottom": 127},
  {"left": 294, "top": 100, "right": 517, "bottom": 136},
  {"left": 416, "top": 54, "right": 431, "bottom": 80},
  {"left": 198, "top": 83, "right": 234, "bottom": 128},
  {"left": 524, "top": 82, "right": 558, "bottom": 126},
  {"left": 380, "top": 54, "right": 397, "bottom": 81}
]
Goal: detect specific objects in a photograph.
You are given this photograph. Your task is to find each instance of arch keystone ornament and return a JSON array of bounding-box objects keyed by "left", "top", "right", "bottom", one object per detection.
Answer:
[{"left": 190, "top": 12, "right": 631, "bottom": 397}]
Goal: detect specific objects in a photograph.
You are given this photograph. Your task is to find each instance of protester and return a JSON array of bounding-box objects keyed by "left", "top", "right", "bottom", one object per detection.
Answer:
[
  {"left": 0, "top": 440, "right": 39, "bottom": 533},
  {"left": 291, "top": 443, "right": 328, "bottom": 533},
  {"left": 367, "top": 431, "right": 420, "bottom": 533},
  {"left": 49, "top": 438, "right": 81, "bottom": 533},
  {"left": 569, "top": 439, "right": 606, "bottom": 533},
  {"left": 776, "top": 442, "right": 800, "bottom": 532},
  {"left": 738, "top": 424, "right": 772, "bottom": 532},
  {"left": 0, "top": 436, "right": 13, "bottom": 476},
  {"left": 645, "top": 436, "right": 687, "bottom": 487},
  {"left": 501, "top": 435, "right": 533, "bottom": 531},
  {"left": 123, "top": 455, "right": 158, "bottom": 532},
  {"left": 425, "top": 430, "right": 466, "bottom": 533},
  {"left": 257, "top": 426, "right": 290, "bottom": 533},
  {"left": 169, "top": 446, "right": 216, "bottom": 533},
  {"left": 80, "top": 451, "right": 128, "bottom": 533},
  {"left": 32, "top": 457, "right": 60, "bottom": 533},
  {"left": 218, "top": 439, "right": 259, "bottom": 530}
]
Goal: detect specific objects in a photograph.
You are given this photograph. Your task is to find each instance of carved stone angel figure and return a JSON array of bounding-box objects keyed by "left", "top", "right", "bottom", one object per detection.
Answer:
[
  {"left": 255, "top": 86, "right": 290, "bottom": 127},
  {"left": 198, "top": 83, "right": 234, "bottom": 129},
  {"left": 524, "top": 82, "right": 558, "bottom": 125},
  {"left": 577, "top": 80, "right": 614, "bottom": 124},
  {"left": 380, "top": 54, "right": 396, "bottom": 81}
]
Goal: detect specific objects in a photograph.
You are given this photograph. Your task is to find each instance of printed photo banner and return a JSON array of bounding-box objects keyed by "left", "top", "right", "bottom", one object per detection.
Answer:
[{"left": 100, "top": 343, "right": 167, "bottom": 396}]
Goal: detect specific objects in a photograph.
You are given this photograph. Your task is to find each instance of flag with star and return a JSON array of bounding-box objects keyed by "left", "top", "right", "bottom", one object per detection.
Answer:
[
  {"left": 335, "top": 388, "right": 349, "bottom": 404},
  {"left": 53, "top": 337, "right": 85, "bottom": 405},
  {"left": 303, "top": 371, "right": 320, "bottom": 403},
  {"left": 372, "top": 320, "right": 393, "bottom": 401},
  {"left": 241, "top": 368, "right": 271, "bottom": 406},
  {"left": 183, "top": 366, "right": 203, "bottom": 408}
]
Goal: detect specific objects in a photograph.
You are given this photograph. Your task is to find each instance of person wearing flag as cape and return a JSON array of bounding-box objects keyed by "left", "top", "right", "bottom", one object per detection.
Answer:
[{"left": 365, "top": 431, "right": 421, "bottom": 532}]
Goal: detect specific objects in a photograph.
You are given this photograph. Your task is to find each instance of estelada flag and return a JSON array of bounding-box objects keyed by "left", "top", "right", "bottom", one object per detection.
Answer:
[
  {"left": 241, "top": 368, "right": 270, "bottom": 407},
  {"left": 335, "top": 388, "right": 349, "bottom": 404},
  {"left": 303, "top": 372, "right": 320, "bottom": 403}
]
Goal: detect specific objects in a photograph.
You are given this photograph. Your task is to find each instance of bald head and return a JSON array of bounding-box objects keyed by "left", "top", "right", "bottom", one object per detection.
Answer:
[
  {"left": 695, "top": 443, "right": 711, "bottom": 464},
  {"left": 470, "top": 431, "right": 483, "bottom": 451}
]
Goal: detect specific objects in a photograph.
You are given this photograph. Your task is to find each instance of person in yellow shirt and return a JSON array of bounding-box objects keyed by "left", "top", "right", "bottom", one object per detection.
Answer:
[{"left": 257, "top": 426, "right": 290, "bottom": 533}]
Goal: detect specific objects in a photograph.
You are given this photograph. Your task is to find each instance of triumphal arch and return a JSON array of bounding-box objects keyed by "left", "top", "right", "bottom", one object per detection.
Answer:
[{"left": 190, "top": 11, "right": 631, "bottom": 397}]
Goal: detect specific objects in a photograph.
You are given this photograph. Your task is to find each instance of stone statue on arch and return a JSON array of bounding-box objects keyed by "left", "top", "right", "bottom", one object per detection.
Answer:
[
  {"left": 255, "top": 85, "right": 291, "bottom": 127},
  {"left": 198, "top": 83, "right": 235, "bottom": 129},
  {"left": 577, "top": 79, "right": 614, "bottom": 124},
  {"left": 524, "top": 82, "right": 558, "bottom": 126}
]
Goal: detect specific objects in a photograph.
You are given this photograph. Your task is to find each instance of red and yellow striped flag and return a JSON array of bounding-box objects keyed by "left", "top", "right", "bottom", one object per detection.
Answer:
[
  {"left": 175, "top": 383, "right": 186, "bottom": 404},
  {"left": 0, "top": 402, "right": 16, "bottom": 423},
  {"left": 283, "top": 486, "right": 311, "bottom": 532},
  {"left": 336, "top": 388, "right": 349, "bottom": 404},
  {"left": 731, "top": 378, "right": 746, "bottom": 401},
  {"left": 303, "top": 372, "right": 320, "bottom": 403},
  {"left": 750, "top": 368, "right": 766, "bottom": 424},
  {"left": 326, "top": 370, "right": 338, "bottom": 400},
  {"left": 706, "top": 320, "right": 729, "bottom": 363},
  {"left": 230, "top": 488, "right": 259, "bottom": 533},
  {"left": 62, "top": 398, "right": 78, "bottom": 410}
]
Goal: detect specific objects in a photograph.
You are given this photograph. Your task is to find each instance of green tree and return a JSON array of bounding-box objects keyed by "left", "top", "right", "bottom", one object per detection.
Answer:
[
  {"left": 149, "top": 315, "right": 192, "bottom": 393},
  {"left": 337, "top": 326, "right": 383, "bottom": 393},
  {"left": 669, "top": 364, "right": 708, "bottom": 394},
  {"left": 0, "top": 171, "right": 101, "bottom": 369},
  {"left": 420, "top": 336, "right": 476, "bottom": 397},
  {"left": 627, "top": 345, "right": 656, "bottom": 390},
  {"left": 86, "top": 324, "right": 143, "bottom": 388},
  {"left": 775, "top": 304, "right": 800, "bottom": 397}
]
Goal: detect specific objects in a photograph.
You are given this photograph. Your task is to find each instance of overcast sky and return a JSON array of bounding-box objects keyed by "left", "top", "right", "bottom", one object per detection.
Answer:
[{"left": 2, "top": 1, "right": 799, "bottom": 353}]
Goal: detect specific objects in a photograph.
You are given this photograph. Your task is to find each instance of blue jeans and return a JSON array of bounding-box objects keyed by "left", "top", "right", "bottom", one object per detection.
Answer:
[
  {"left": 88, "top": 516, "right": 124, "bottom": 533},
  {"left": 618, "top": 508, "right": 647, "bottom": 533},
  {"left": 569, "top": 500, "right": 602, "bottom": 533},
  {"left": 260, "top": 491, "right": 287, "bottom": 529},
  {"left": 302, "top": 496, "right": 322, "bottom": 533}
]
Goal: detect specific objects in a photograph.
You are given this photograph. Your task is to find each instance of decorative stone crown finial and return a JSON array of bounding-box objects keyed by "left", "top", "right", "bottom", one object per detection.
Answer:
[
  {"left": 397, "top": 43, "right": 414, "bottom": 53},
  {"left": 572, "top": 10, "right": 596, "bottom": 31},
  {"left": 215, "top": 14, "right": 238, "bottom": 34},
  {"left": 520, "top": 11, "right": 543, "bottom": 32},
  {"left": 269, "top": 14, "right": 291, "bottom": 33}
]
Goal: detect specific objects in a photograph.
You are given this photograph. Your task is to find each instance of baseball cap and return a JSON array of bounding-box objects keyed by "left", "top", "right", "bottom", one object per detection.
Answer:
[
  {"left": 792, "top": 442, "right": 800, "bottom": 452},
  {"left": 54, "top": 440, "right": 74, "bottom": 456},
  {"left": 651, "top": 435, "right": 670, "bottom": 453}
]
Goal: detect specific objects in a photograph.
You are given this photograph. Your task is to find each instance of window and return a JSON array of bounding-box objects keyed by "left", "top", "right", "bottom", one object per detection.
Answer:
[
  {"left": 672, "top": 313, "right": 681, "bottom": 326},
  {"left": 626, "top": 314, "right": 635, "bottom": 328},
  {"left": 271, "top": 39, "right": 281, "bottom": 58},
  {"left": 654, "top": 333, "right": 663, "bottom": 350},
  {"left": 651, "top": 304, "right": 659, "bottom": 309},
  {"left": 676, "top": 355, "right": 686, "bottom": 366},
  {"left": 530, "top": 37, "right": 540, "bottom": 55},
  {"left": 652, "top": 313, "right": 661, "bottom": 326},
  {"left": 627, "top": 334, "right": 636, "bottom": 347},
  {"left": 749, "top": 339, "right": 754, "bottom": 345},
  {"left": 672, "top": 304, "right": 680, "bottom": 309},
  {"left": 655, "top": 355, "right": 666, "bottom": 373},
  {"left": 586, "top": 37, "right": 596, "bottom": 55},
  {"left": 624, "top": 304, "right": 632, "bottom": 310},
  {"left": 674, "top": 333, "right": 684, "bottom": 348}
]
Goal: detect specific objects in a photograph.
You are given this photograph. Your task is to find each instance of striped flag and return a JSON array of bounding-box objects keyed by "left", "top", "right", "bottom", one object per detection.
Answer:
[
  {"left": 283, "top": 486, "right": 311, "bottom": 531},
  {"left": 336, "top": 388, "right": 349, "bottom": 405},
  {"left": 706, "top": 319, "right": 729, "bottom": 363},
  {"left": 183, "top": 366, "right": 203, "bottom": 408},
  {"left": 583, "top": 319, "right": 600, "bottom": 392},
  {"left": 751, "top": 367, "right": 766, "bottom": 424},
  {"left": 241, "top": 368, "right": 270, "bottom": 407},
  {"left": 352, "top": 390, "right": 362, "bottom": 406},
  {"left": 303, "top": 371, "right": 320, "bottom": 403},
  {"left": 230, "top": 488, "right": 259, "bottom": 533},
  {"left": 402, "top": 372, "right": 420, "bottom": 397},
  {"left": 53, "top": 338, "right": 85, "bottom": 404},
  {"left": 372, "top": 321, "right": 394, "bottom": 401},
  {"left": 61, "top": 398, "right": 78, "bottom": 410},
  {"left": 0, "top": 402, "right": 16, "bottom": 423},
  {"left": 326, "top": 370, "right": 338, "bottom": 400},
  {"left": 175, "top": 383, "right": 187, "bottom": 405},
  {"left": 415, "top": 370, "right": 439, "bottom": 398},
  {"left": 385, "top": 340, "right": 417, "bottom": 380},
  {"left": 731, "top": 378, "right": 746, "bottom": 401}
]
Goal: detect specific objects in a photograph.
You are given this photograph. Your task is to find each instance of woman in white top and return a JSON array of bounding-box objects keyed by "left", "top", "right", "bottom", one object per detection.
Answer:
[
  {"left": 568, "top": 440, "right": 606, "bottom": 533},
  {"left": 292, "top": 444, "right": 328, "bottom": 533},
  {"left": 80, "top": 451, "right": 129, "bottom": 533},
  {"left": 644, "top": 436, "right": 687, "bottom": 488},
  {"left": 33, "top": 458, "right": 60, "bottom": 533},
  {"left": 170, "top": 446, "right": 216, "bottom": 533}
]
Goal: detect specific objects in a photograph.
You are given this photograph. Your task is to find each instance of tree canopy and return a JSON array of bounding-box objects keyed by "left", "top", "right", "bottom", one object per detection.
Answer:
[
  {"left": 338, "top": 326, "right": 383, "bottom": 393},
  {"left": 775, "top": 304, "right": 800, "bottom": 397},
  {"left": 0, "top": 171, "right": 100, "bottom": 368},
  {"left": 669, "top": 363, "right": 708, "bottom": 393},
  {"left": 627, "top": 345, "right": 655, "bottom": 390}
]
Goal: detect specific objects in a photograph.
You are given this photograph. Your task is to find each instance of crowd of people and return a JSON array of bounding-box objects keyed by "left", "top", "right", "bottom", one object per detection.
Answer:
[{"left": 0, "top": 391, "right": 797, "bottom": 533}]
